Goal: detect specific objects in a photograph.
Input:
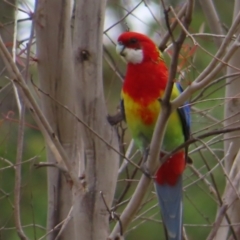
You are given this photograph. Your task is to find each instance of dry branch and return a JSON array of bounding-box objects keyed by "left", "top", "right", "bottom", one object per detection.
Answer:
[
  {"left": 172, "top": 9, "right": 240, "bottom": 109},
  {"left": 0, "top": 35, "right": 78, "bottom": 184},
  {"left": 109, "top": 0, "right": 194, "bottom": 238},
  {"left": 199, "top": 0, "right": 224, "bottom": 47}
]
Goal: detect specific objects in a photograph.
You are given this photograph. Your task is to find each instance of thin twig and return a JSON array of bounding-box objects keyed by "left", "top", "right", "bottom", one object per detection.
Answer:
[
  {"left": 0, "top": 35, "right": 78, "bottom": 184},
  {"left": 54, "top": 207, "right": 73, "bottom": 240},
  {"left": 31, "top": 79, "right": 140, "bottom": 170},
  {"left": 206, "top": 168, "right": 240, "bottom": 240},
  {"left": 162, "top": 126, "right": 240, "bottom": 164},
  {"left": 14, "top": 101, "right": 28, "bottom": 240},
  {"left": 172, "top": 11, "right": 240, "bottom": 109},
  {"left": 159, "top": 2, "right": 188, "bottom": 51},
  {"left": 199, "top": 0, "right": 224, "bottom": 47},
  {"left": 109, "top": 0, "right": 194, "bottom": 238},
  {"left": 103, "top": 1, "right": 143, "bottom": 33},
  {"left": 12, "top": 0, "right": 28, "bottom": 238}
]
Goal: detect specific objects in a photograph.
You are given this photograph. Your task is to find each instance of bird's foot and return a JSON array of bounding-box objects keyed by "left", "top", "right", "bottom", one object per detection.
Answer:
[{"left": 107, "top": 112, "right": 123, "bottom": 126}]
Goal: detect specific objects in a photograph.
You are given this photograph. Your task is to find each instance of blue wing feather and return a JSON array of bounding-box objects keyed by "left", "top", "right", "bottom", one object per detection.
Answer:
[
  {"left": 176, "top": 83, "right": 191, "bottom": 142},
  {"left": 155, "top": 83, "right": 190, "bottom": 240},
  {"left": 155, "top": 177, "right": 183, "bottom": 240}
]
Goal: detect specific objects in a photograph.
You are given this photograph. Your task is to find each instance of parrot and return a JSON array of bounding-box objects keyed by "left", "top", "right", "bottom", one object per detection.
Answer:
[{"left": 115, "top": 32, "right": 191, "bottom": 240}]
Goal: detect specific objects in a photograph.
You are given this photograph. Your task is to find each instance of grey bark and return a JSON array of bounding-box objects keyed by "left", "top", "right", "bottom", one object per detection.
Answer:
[
  {"left": 215, "top": 0, "right": 240, "bottom": 239},
  {"left": 35, "top": 1, "right": 76, "bottom": 239},
  {"left": 35, "top": 0, "right": 118, "bottom": 239},
  {"left": 71, "top": 0, "right": 119, "bottom": 239}
]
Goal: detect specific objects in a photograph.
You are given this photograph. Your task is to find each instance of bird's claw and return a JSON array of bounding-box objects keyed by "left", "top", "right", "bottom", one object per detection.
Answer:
[{"left": 107, "top": 112, "right": 123, "bottom": 126}]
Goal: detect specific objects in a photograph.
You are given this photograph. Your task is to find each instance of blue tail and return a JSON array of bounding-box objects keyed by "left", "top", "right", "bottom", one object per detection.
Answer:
[{"left": 155, "top": 176, "right": 183, "bottom": 240}]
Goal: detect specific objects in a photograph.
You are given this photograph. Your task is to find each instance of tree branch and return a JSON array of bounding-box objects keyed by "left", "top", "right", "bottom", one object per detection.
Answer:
[
  {"left": 172, "top": 10, "right": 240, "bottom": 109},
  {"left": 109, "top": 1, "right": 194, "bottom": 238},
  {"left": 0, "top": 35, "right": 79, "bottom": 185},
  {"left": 14, "top": 92, "right": 28, "bottom": 240},
  {"left": 199, "top": 0, "right": 224, "bottom": 47}
]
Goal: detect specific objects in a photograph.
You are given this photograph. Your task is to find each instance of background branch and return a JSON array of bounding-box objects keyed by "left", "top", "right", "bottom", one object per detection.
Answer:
[{"left": 110, "top": 1, "right": 194, "bottom": 237}]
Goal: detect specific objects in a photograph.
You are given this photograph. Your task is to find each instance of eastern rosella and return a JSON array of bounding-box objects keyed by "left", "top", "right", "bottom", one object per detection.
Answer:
[{"left": 116, "top": 32, "right": 191, "bottom": 240}]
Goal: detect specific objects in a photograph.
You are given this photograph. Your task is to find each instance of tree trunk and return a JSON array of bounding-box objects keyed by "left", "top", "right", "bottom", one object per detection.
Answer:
[
  {"left": 215, "top": 0, "right": 240, "bottom": 238},
  {"left": 0, "top": 0, "right": 15, "bottom": 76},
  {"left": 35, "top": 1, "right": 76, "bottom": 239},
  {"left": 71, "top": 0, "right": 119, "bottom": 239},
  {"left": 35, "top": 0, "right": 118, "bottom": 239}
]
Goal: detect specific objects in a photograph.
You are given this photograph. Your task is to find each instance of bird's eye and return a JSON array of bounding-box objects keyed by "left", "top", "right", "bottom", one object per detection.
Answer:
[{"left": 129, "top": 38, "right": 138, "bottom": 44}]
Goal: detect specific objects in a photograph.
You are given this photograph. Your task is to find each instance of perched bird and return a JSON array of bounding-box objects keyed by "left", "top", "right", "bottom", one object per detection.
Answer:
[{"left": 115, "top": 32, "right": 191, "bottom": 240}]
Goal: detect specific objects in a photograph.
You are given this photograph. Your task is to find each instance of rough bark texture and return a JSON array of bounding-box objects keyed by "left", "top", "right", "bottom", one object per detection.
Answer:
[
  {"left": 35, "top": 1, "right": 76, "bottom": 239},
  {"left": 35, "top": 0, "right": 118, "bottom": 239},
  {"left": 71, "top": 0, "right": 119, "bottom": 239}
]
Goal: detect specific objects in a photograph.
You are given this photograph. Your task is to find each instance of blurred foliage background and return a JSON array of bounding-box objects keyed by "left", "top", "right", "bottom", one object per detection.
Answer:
[{"left": 0, "top": 0, "right": 235, "bottom": 239}]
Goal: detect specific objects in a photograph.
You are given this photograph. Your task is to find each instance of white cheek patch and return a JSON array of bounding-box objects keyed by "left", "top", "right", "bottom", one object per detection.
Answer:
[{"left": 121, "top": 47, "right": 144, "bottom": 64}]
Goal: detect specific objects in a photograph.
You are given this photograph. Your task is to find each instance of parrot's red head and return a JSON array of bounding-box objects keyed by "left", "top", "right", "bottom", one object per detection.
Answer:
[{"left": 116, "top": 32, "right": 161, "bottom": 64}]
